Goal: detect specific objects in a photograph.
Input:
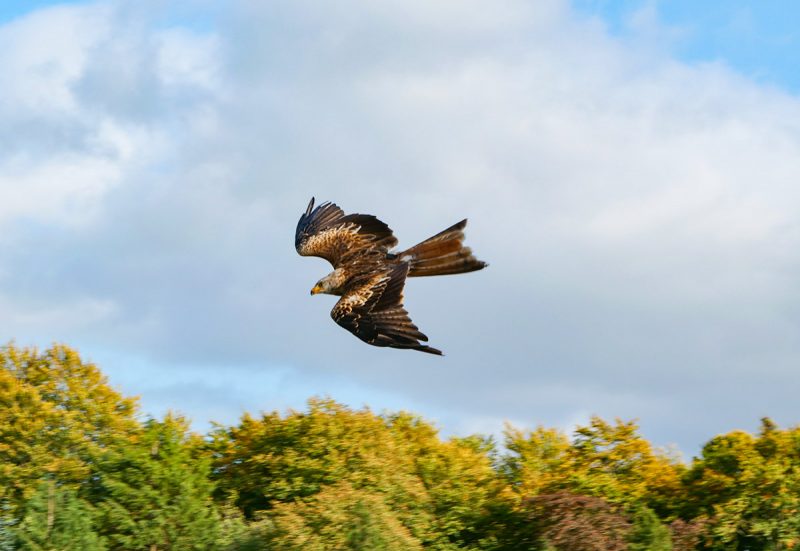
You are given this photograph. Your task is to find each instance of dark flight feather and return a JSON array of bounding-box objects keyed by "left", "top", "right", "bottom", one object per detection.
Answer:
[{"left": 331, "top": 264, "right": 442, "bottom": 355}]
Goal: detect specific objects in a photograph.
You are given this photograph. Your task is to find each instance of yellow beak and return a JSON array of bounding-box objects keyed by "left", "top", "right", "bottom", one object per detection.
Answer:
[{"left": 310, "top": 284, "right": 323, "bottom": 295}]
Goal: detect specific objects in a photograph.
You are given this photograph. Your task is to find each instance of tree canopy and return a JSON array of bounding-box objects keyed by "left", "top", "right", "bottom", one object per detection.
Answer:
[{"left": 2, "top": 342, "right": 799, "bottom": 550}]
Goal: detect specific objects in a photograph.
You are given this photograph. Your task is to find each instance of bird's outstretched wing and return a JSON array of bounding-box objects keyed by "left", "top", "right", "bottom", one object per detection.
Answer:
[
  {"left": 331, "top": 263, "right": 442, "bottom": 355},
  {"left": 295, "top": 197, "right": 398, "bottom": 268}
]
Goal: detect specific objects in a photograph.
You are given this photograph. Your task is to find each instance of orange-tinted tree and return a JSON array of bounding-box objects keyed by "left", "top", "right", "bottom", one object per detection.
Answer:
[{"left": 0, "top": 343, "right": 138, "bottom": 517}]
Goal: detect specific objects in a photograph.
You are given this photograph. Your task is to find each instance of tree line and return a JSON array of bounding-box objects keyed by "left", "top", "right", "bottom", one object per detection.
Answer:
[{"left": 0, "top": 343, "right": 797, "bottom": 550}]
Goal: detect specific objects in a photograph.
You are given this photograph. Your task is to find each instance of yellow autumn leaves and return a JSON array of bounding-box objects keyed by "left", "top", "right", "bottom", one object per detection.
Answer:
[{"left": 2, "top": 343, "right": 800, "bottom": 550}]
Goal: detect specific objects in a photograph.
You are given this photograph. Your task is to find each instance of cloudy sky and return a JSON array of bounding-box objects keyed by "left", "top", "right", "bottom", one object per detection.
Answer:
[{"left": 2, "top": 0, "right": 800, "bottom": 457}]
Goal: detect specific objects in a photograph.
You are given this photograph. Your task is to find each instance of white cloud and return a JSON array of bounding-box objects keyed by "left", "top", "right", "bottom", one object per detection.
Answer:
[
  {"left": 0, "top": 153, "right": 119, "bottom": 227},
  {"left": 0, "top": 295, "right": 117, "bottom": 335},
  {"left": 0, "top": 5, "right": 109, "bottom": 113},
  {"left": 2, "top": 0, "right": 800, "bottom": 454},
  {"left": 155, "top": 29, "right": 221, "bottom": 91}
]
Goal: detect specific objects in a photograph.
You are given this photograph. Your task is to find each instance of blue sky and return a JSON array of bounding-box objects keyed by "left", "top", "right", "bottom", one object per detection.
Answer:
[
  {"left": 584, "top": 1, "right": 800, "bottom": 92},
  {"left": 2, "top": 0, "right": 800, "bottom": 457},
  {"left": 0, "top": 0, "right": 72, "bottom": 20},
  {"left": 5, "top": 1, "right": 798, "bottom": 91},
  {"left": 588, "top": 0, "right": 800, "bottom": 93},
  {"left": 576, "top": 0, "right": 800, "bottom": 92}
]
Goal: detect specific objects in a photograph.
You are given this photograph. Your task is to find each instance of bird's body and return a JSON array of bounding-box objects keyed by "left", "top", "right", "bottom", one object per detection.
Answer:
[{"left": 295, "top": 198, "right": 487, "bottom": 355}]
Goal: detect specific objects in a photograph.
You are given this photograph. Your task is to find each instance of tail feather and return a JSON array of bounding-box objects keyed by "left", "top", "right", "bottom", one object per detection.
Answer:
[{"left": 399, "top": 219, "right": 487, "bottom": 277}]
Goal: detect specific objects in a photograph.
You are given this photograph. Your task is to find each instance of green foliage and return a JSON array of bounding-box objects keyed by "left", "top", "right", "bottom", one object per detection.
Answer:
[
  {"left": 14, "top": 481, "right": 105, "bottom": 551},
  {"left": 386, "top": 413, "right": 503, "bottom": 549},
  {"left": 0, "top": 506, "right": 15, "bottom": 551},
  {"left": 685, "top": 418, "right": 800, "bottom": 550},
  {"left": 9, "top": 342, "right": 800, "bottom": 550},
  {"left": 214, "top": 503, "right": 255, "bottom": 550},
  {"left": 0, "top": 343, "right": 139, "bottom": 517},
  {"left": 627, "top": 506, "right": 671, "bottom": 551},
  {"left": 266, "top": 482, "right": 424, "bottom": 550},
  {"left": 210, "top": 398, "right": 501, "bottom": 550},
  {"left": 502, "top": 416, "right": 685, "bottom": 531},
  {"left": 91, "top": 415, "right": 221, "bottom": 550}
]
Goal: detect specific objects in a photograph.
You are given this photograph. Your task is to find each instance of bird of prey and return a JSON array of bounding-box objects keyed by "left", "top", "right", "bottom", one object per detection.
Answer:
[{"left": 295, "top": 198, "right": 487, "bottom": 355}]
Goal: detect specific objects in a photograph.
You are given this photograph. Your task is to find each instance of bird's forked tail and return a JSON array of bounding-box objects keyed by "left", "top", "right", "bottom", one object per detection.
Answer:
[{"left": 397, "top": 219, "right": 487, "bottom": 277}]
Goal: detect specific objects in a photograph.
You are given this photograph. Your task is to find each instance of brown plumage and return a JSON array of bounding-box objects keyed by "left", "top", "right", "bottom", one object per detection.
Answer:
[{"left": 296, "top": 197, "right": 487, "bottom": 355}]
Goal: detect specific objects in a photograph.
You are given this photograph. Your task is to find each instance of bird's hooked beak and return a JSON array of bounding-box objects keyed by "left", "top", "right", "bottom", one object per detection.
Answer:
[{"left": 310, "top": 284, "right": 323, "bottom": 295}]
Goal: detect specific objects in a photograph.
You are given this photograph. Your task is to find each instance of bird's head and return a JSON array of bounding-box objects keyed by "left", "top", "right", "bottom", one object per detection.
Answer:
[
  {"left": 310, "top": 269, "right": 346, "bottom": 296},
  {"left": 310, "top": 281, "right": 325, "bottom": 295}
]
